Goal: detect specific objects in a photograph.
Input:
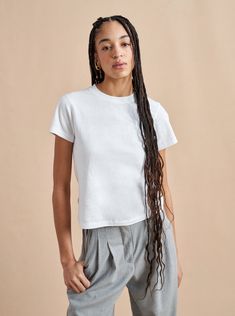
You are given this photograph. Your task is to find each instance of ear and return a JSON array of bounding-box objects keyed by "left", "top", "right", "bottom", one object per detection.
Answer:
[{"left": 94, "top": 52, "right": 99, "bottom": 63}]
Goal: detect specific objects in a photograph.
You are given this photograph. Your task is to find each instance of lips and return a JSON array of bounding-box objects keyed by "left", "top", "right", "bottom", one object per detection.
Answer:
[{"left": 112, "top": 62, "right": 126, "bottom": 67}]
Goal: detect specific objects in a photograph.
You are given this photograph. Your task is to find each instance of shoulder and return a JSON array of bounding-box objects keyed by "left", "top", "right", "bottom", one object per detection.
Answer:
[
  {"left": 58, "top": 85, "right": 93, "bottom": 109},
  {"left": 147, "top": 97, "right": 169, "bottom": 120}
]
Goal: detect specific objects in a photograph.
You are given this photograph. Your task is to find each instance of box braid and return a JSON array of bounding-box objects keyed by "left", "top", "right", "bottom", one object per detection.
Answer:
[{"left": 88, "top": 15, "right": 175, "bottom": 299}]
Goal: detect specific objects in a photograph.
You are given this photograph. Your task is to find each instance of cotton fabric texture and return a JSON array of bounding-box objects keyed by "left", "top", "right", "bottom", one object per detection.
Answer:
[{"left": 49, "top": 84, "right": 178, "bottom": 229}]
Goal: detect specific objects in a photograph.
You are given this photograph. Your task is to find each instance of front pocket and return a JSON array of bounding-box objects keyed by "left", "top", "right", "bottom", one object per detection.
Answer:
[{"left": 83, "top": 229, "right": 98, "bottom": 281}]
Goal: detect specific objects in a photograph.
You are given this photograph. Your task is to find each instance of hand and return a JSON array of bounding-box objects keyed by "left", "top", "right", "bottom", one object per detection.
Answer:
[
  {"left": 63, "top": 259, "right": 91, "bottom": 293},
  {"left": 177, "top": 256, "right": 183, "bottom": 288}
]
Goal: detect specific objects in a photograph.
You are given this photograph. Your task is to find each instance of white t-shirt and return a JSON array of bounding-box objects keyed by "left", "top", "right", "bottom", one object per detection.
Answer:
[{"left": 49, "top": 84, "right": 178, "bottom": 229}]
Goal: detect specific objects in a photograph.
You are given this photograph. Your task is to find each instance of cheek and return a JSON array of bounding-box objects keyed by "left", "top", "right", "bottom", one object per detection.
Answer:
[
  {"left": 127, "top": 48, "right": 134, "bottom": 59},
  {"left": 100, "top": 54, "right": 110, "bottom": 66},
  {"left": 128, "top": 51, "right": 134, "bottom": 65}
]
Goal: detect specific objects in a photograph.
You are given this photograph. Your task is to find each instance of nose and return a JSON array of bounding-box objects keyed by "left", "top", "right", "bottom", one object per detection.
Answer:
[
  {"left": 112, "top": 44, "right": 123, "bottom": 59},
  {"left": 112, "top": 52, "right": 124, "bottom": 59}
]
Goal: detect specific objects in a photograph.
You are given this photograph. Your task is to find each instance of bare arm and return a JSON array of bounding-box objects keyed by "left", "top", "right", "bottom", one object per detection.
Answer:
[
  {"left": 52, "top": 135, "right": 90, "bottom": 293},
  {"left": 51, "top": 135, "right": 76, "bottom": 268},
  {"left": 51, "top": 135, "right": 91, "bottom": 293}
]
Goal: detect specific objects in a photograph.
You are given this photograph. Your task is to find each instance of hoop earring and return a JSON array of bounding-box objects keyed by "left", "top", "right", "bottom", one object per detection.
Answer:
[
  {"left": 95, "top": 61, "right": 101, "bottom": 70},
  {"left": 95, "top": 61, "right": 102, "bottom": 83}
]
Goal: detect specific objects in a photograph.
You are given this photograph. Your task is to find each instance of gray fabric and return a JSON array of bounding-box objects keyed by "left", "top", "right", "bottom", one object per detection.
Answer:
[{"left": 66, "top": 214, "right": 178, "bottom": 316}]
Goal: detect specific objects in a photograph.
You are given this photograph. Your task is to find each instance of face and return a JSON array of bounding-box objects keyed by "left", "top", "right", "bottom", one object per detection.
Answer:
[{"left": 94, "top": 20, "right": 135, "bottom": 80}]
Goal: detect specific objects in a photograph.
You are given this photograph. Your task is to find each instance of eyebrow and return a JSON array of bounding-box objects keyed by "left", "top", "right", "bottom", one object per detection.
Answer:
[{"left": 98, "top": 35, "right": 130, "bottom": 45}]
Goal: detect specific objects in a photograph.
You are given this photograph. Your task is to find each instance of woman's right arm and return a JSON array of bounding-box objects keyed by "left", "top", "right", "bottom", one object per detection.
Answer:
[
  {"left": 51, "top": 135, "right": 76, "bottom": 268},
  {"left": 51, "top": 135, "right": 91, "bottom": 293}
]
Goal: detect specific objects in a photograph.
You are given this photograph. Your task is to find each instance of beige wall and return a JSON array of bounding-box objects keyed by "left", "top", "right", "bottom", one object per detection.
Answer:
[{"left": 1, "top": 0, "right": 234, "bottom": 315}]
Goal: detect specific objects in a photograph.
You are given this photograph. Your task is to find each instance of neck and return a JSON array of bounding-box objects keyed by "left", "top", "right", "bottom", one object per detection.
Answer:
[{"left": 96, "top": 77, "right": 133, "bottom": 97}]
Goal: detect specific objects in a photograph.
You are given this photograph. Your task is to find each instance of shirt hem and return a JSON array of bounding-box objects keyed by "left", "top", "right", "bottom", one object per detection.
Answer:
[
  {"left": 158, "top": 138, "right": 178, "bottom": 150},
  {"left": 49, "top": 129, "right": 74, "bottom": 143},
  {"left": 79, "top": 214, "right": 151, "bottom": 229}
]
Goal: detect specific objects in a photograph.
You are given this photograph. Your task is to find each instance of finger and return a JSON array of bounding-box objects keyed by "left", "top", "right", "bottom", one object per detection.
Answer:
[
  {"left": 71, "top": 279, "right": 87, "bottom": 293},
  {"left": 79, "top": 272, "right": 91, "bottom": 288},
  {"left": 76, "top": 270, "right": 91, "bottom": 289},
  {"left": 76, "top": 263, "right": 91, "bottom": 287}
]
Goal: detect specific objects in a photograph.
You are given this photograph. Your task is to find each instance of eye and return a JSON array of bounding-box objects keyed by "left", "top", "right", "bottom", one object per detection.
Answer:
[
  {"left": 101, "top": 46, "right": 110, "bottom": 51},
  {"left": 122, "top": 43, "right": 131, "bottom": 47}
]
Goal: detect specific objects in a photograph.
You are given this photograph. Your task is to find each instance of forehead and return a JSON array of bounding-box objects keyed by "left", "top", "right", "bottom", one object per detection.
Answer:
[{"left": 95, "top": 21, "right": 129, "bottom": 44}]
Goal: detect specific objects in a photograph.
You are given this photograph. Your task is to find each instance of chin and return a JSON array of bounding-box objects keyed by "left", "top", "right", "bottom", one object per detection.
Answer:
[
  {"left": 111, "top": 71, "right": 132, "bottom": 78},
  {"left": 114, "top": 74, "right": 131, "bottom": 80}
]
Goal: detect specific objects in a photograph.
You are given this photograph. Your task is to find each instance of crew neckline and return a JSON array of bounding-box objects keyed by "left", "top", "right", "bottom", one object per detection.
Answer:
[{"left": 90, "top": 83, "right": 135, "bottom": 104}]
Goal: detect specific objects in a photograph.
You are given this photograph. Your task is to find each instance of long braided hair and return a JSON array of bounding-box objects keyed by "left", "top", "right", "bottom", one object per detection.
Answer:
[{"left": 88, "top": 15, "right": 175, "bottom": 299}]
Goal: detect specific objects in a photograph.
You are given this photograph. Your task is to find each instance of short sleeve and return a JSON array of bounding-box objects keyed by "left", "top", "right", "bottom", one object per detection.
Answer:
[
  {"left": 154, "top": 103, "right": 178, "bottom": 150},
  {"left": 49, "top": 95, "right": 75, "bottom": 143}
]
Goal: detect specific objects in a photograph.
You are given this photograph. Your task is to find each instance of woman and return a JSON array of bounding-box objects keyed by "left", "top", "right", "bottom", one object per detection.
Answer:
[{"left": 49, "top": 15, "right": 183, "bottom": 316}]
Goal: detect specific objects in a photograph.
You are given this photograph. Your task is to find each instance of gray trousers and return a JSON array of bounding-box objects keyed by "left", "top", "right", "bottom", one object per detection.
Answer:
[{"left": 66, "top": 213, "right": 178, "bottom": 316}]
